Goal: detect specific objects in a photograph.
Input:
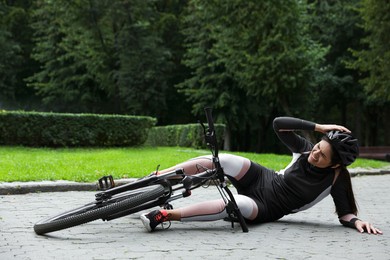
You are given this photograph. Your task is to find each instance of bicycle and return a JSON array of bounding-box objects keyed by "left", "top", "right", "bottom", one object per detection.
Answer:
[{"left": 33, "top": 107, "right": 249, "bottom": 235}]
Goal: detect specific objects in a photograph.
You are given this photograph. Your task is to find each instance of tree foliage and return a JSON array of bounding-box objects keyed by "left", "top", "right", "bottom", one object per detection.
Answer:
[
  {"left": 28, "top": 0, "right": 173, "bottom": 117},
  {"left": 308, "top": 0, "right": 365, "bottom": 124},
  {"left": 0, "top": 0, "right": 36, "bottom": 108},
  {"left": 178, "top": 0, "right": 326, "bottom": 150},
  {"left": 0, "top": 0, "right": 389, "bottom": 149},
  {"left": 348, "top": 0, "right": 390, "bottom": 103}
]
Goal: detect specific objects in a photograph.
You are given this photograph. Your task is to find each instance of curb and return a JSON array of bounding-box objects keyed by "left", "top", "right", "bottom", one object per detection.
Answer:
[
  {"left": 1, "top": 168, "right": 390, "bottom": 195},
  {"left": 349, "top": 167, "right": 390, "bottom": 177},
  {"left": 0, "top": 179, "right": 136, "bottom": 195}
]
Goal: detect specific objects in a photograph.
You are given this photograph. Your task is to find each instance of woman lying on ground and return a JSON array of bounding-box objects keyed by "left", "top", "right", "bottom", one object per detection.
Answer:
[{"left": 140, "top": 116, "right": 382, "bottom": 235}]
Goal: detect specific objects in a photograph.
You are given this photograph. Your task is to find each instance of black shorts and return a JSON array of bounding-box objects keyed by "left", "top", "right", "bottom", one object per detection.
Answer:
[{"left": 226, "top": 161, "right": 284, "bottom": 223}]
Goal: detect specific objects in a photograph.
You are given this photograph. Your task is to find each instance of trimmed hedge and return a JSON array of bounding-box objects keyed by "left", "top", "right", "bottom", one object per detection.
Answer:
[
  {"left": 146, "top": 123, "right": 225, "bottom": 149},
  {"left": 0, "top": 111, "right": 156, "bottom": 147}
]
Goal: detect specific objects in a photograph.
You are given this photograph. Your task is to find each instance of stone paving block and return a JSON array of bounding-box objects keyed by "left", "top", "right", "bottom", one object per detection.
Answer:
[{"left": 0, "top": 175, "right": 389, "bottom": 259}]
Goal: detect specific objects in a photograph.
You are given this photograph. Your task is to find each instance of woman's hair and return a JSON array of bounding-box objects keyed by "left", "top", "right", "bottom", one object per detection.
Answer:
[
  {"left": 338, "top": 166, "right": 358, "bottom": 215},
  {"left": 323, "top": 135, "right": 358, "bottom": 215}
]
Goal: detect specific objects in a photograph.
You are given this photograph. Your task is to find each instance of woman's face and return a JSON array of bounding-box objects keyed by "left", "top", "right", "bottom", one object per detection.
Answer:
[{"left": 308, "top": 140, "right": 335, "bottom": 168}]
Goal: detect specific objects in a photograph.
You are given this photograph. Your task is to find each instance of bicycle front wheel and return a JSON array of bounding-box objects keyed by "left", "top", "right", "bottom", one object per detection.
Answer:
[{"left": 34, "top": 184, "right": 166, "bottom": 235}]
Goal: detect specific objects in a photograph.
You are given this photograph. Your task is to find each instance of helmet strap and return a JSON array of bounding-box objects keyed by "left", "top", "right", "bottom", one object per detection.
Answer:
[{"left": 331, "top": 163, "right": 341, "bottom": 169}]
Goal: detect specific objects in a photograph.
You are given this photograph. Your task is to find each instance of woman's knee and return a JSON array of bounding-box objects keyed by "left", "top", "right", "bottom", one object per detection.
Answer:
[
  {"left": 219, "top": 154, "right": 251, "bottom": 180},
  {"left": 235, "top": 194, "right": 258, "bottom": 220}
]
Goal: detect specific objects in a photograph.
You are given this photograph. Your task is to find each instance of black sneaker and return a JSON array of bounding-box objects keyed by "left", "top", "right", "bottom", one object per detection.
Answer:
[{"left": 140, "top": 210, "right": 170, "bottom": 232}]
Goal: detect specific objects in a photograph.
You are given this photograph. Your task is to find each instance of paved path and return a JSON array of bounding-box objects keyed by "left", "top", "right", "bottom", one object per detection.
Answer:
[{"left": 1, "top": 175, "right": 389, "bottom": 260}]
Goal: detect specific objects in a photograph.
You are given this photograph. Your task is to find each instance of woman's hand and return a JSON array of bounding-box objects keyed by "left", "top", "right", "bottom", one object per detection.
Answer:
[
  {"left": 315, "top": 124, "right": 351, "bottom": 134},
  {"left": 355, "top": 220, "right": 383, "bottom": 234}
]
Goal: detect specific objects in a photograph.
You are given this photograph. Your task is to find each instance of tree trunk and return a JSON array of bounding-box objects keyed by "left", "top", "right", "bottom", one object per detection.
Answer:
[{"left": 223, "top": 125, "right": 231, "bottom": 151}]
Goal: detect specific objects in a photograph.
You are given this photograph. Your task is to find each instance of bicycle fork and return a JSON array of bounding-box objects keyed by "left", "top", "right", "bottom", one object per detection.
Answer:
[{"left": 218, "top": 182, "right": 249, "bottom": 232}]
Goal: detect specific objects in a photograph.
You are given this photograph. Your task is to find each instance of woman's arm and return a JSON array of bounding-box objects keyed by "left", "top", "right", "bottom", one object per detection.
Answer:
[
  {"left": 332, "top": 176, "right": 382, "bottom": 235},
  {"left": 273, "top": 116, "right": 353, "bottom": 153},
  {"left": 273, "top": 117, "right": 316, "bottom": 153},
  {"left": 339, "top": 214, "right": 382, "bottom": 234}
]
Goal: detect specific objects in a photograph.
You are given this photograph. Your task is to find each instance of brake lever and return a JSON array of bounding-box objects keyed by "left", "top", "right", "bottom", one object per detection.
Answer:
[
  {"left": 199, "top": 120, "right": 206, "bottom": 135},
  {"left": 199, "top": 120, "right": 215, "bottom": 151}
]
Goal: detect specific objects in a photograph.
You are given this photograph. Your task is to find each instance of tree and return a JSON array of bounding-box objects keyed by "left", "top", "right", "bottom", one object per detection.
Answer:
[
  {"left": 28, "top": 0, "right": 173, "bottom": 117},
  {"left": 154, "top": 0, "right": 194, "bottom": 125},
  {"left": 178, "top": 0, "right": 326, "bottom": 151},
  {"left": 27, "top": 0, "right": 102, "bottom": 112},
  {"left": 349, "top": 0, "right": 390, "bottom": 103},
  {"left": 347, "top": 0, "right": 390, "bottom": 145},
  {"left": 0, "top": 2, "right": 21, "bottom": 103},
  {"left": 0, "top": 0, "right": 37, "bottom": 109},
  {"left": 307, "top": 0, "right": 366, "bottom": 133}
]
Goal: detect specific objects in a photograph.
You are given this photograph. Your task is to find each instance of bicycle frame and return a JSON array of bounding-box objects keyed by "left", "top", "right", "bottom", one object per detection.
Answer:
[
  {"left": 203, "top": 107, "right": 248, "bottom": 232},
  {"left": 94, "top": 107, "right": 249, "bottom": 232},
  {"left": 97, "top": 167, "right": 216, "bottom": 222}
]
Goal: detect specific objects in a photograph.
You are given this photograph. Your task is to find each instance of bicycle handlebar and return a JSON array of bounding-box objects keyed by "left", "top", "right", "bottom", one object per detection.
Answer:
[
  {"left": 202, "top": 107, "right": 249, "bottom": 233},
  {"left": 204, "top": 107, "right": 219, "bottom": 158},
  {"left": 101, "top": 107, "right": 248, "bottom": 232}
]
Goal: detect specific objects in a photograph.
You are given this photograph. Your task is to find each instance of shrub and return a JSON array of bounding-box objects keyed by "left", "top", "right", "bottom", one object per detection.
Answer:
[
  {"left": 0, "top": 111, "right": 156, "bottom": 147},
  {"left": 146, "top": 123, "right": 225, "bottom": 149}
]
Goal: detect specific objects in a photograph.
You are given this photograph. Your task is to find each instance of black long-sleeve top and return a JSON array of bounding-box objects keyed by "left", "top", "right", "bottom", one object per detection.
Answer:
[{"left": 261, "top": 117, "right": 354, "bottom": 221}]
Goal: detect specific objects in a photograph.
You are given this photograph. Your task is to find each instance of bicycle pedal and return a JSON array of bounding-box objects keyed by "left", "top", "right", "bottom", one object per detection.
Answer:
[
  {"left": 97, "top": 175, "right": 115, "bottom": 190},
  {"left": 163, "top": 203, "right": 174, "bottom": 210}
]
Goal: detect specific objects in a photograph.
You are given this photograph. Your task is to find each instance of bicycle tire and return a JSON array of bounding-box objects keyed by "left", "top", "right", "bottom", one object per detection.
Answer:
[{"left": 34, "top": 184, "right": 166, "bottom": 235}]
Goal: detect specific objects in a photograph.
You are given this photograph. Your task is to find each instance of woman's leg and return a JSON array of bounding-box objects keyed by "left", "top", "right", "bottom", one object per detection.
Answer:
[
  {"left": 179, "top": 194, "right": 258, "bottom": 222},
  {"left": 141, "top": 154, "right": 257, "bottom": 231},
  {"left": 155, "top": 154, "right": 251, "bottom": 181},
  {"left": 141, "top": 195, "right": 258, "bottom": 231},
  {"left": 218, "top": 154, "right": 251, "bottom": 181}
]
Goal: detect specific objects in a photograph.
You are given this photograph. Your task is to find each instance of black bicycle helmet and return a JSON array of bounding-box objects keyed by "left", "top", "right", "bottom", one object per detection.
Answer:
[{"left": 325, "top": 131, "right": 359, "bottom": 166}]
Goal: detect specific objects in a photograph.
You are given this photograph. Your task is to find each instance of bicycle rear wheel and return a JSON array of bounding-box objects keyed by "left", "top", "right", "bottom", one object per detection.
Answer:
[{"left": 34, "top": 184, "right": 166, "bottom": 235}]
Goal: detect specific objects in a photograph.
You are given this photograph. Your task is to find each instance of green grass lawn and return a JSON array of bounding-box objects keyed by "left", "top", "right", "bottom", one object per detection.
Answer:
[{"left": 0, "top": 146, "right": 388, "bottom": 182}]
